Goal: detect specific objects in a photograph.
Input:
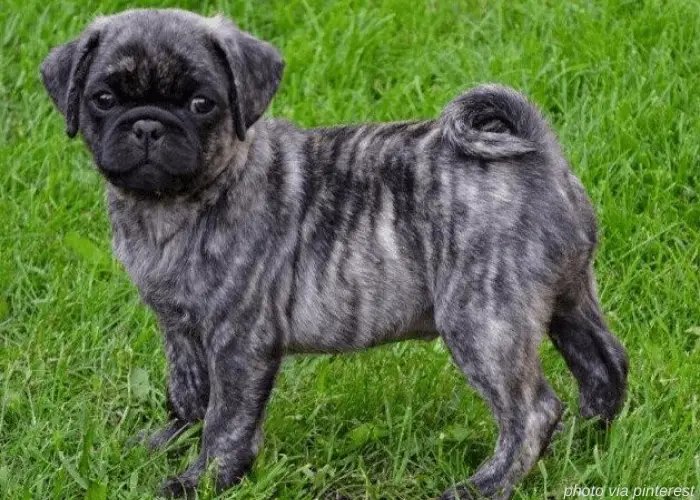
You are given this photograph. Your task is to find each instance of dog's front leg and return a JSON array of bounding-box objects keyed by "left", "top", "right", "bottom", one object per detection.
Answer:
[
  {"left": 134, "top": 323, "right": 209, "bottom": 452},
  {"left": 158, "top": 314, "right": 282, "bottom": 497}
]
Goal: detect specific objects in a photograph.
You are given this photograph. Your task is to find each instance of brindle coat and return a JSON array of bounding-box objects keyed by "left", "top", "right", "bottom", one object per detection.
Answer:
[{"left": 40, "top": 9, "right": 628, "bottom": 499}]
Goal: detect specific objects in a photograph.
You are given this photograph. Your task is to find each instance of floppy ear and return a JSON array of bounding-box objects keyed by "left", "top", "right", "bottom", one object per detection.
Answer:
[
  {"left": 40, "top": 29, "right": 101, "bottom": 137},
  {"left": 208, "top": 16, "right": 285, "bottom": 141}
]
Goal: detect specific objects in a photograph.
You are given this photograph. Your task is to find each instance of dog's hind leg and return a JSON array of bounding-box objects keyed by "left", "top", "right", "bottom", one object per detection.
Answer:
[
  {"left": 548, "top": 266, "right": 628, "bottom": 423},
  {"left": 436, "top": 289, "right": 564, "bottom": 499}
]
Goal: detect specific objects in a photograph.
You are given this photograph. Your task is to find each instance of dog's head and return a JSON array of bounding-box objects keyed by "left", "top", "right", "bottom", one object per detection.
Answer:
[{"left": 41, "top": 9, "right": 284, "bottom": 196}]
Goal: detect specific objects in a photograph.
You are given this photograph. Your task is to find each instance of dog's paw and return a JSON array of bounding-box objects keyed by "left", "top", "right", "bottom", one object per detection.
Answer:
[
  {"left": 157, "top": 475, "right": 198, "bottom": 498},
  {"left": 126, "top": 429, "right": 150, "bottom": 448},
  {"left": 157, "top": 454, "right": 207, "bottom": 498},
  {"left": 129, "top": 420, "right": 193, "bottom": 453},
  {"left": 440, "top": 484, "right": 477, "bottom": 500}
]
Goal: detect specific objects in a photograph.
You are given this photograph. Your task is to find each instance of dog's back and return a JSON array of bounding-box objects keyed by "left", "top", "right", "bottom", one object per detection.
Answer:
[{"left": 278, "top": 87, "right": 598, "bottom": 351}]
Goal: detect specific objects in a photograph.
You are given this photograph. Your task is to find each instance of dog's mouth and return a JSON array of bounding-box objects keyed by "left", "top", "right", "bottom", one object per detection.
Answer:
[
  {"left": 96, "top": 152, "right": 159, "bottom": 177},
  {"left": 101, "top": 161, "right": 192, "bottom": 196},
  {"left": 99, "top": 157, "right": 155, "bottom": 175}
]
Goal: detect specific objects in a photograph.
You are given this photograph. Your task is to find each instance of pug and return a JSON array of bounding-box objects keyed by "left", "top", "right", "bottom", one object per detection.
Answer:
[{"left": 40, "top": 8, "right": 628, "bottom": 499}]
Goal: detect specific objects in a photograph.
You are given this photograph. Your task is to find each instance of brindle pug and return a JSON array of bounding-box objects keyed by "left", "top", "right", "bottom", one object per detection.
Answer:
[{"left": 41, "top": 8, "right": 628, "bottom": 499}]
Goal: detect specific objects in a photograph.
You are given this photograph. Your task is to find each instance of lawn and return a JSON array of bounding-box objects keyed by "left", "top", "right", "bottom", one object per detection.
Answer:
[{"left": 1, "top": 0, "right": 699, "bottom": 498}]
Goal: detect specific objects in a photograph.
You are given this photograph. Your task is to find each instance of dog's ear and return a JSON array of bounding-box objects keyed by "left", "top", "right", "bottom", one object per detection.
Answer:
[
  {"left": 208, "top": 16, "right": 284, "bottom": 141},
  {"left": 40, "top": 27, "right": 101, "bottom": 137}
]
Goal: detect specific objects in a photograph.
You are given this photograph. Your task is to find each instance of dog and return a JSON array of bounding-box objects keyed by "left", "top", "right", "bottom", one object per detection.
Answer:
[{"left": 40, "top": 8, "right": 628, "bottom": 499}]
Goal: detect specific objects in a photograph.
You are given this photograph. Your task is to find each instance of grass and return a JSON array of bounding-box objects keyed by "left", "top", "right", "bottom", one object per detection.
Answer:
[{"left": 1, "top": 0, "right": 699, "bottom": 498}]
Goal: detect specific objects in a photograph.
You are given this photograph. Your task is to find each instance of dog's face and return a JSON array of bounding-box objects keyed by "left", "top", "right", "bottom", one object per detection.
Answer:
[{"left": 41, "top": 9, "right": 284, "bottom": 196}]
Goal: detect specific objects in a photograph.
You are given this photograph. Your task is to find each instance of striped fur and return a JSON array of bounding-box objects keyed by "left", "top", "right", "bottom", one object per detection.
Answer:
[{"left": 41, "top": 9, "right": 628, "bottom": 499}]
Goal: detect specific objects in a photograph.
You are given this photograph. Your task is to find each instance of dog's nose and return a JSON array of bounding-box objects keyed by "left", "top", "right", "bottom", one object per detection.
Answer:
[{"left": 132, "top": 119, "right": 164, "bottom": 142}]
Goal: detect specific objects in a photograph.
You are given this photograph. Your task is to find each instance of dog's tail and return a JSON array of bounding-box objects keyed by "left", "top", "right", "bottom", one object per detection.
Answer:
[{"left": 440, "top": 84, "right": 554, "bottom": 160}]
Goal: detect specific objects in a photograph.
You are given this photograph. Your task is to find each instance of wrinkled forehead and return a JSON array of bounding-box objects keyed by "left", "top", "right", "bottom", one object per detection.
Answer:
[{"left": 88, "top": 13, "right": 224, "bottom": 100}]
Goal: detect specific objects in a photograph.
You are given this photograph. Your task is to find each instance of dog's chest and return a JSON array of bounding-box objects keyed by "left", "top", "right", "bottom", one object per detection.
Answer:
[
  {"left": 110, "top": 201, "right": 213, "bottom": 313},
  {"left": 108, "top": 192, "right": 278, "bottom": 330}
]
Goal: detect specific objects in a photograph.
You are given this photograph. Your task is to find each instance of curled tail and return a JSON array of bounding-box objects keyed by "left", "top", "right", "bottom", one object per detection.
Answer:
[{"left": 440, "top": 84, "right": 554, "bottom": 160}]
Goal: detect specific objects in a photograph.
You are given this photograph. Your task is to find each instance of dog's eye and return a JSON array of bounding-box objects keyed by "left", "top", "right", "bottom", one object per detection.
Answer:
[
  {"left": 92, "top": 91, "right": 117, "bottom": 111},
  {"left": 189, "top": 97, "right": 216, "bottom": 115}
]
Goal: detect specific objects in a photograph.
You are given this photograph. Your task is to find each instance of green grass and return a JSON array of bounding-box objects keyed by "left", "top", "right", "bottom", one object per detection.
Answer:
[{"left": 1, "top": 0, "right": 699, "bottom": 498}]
